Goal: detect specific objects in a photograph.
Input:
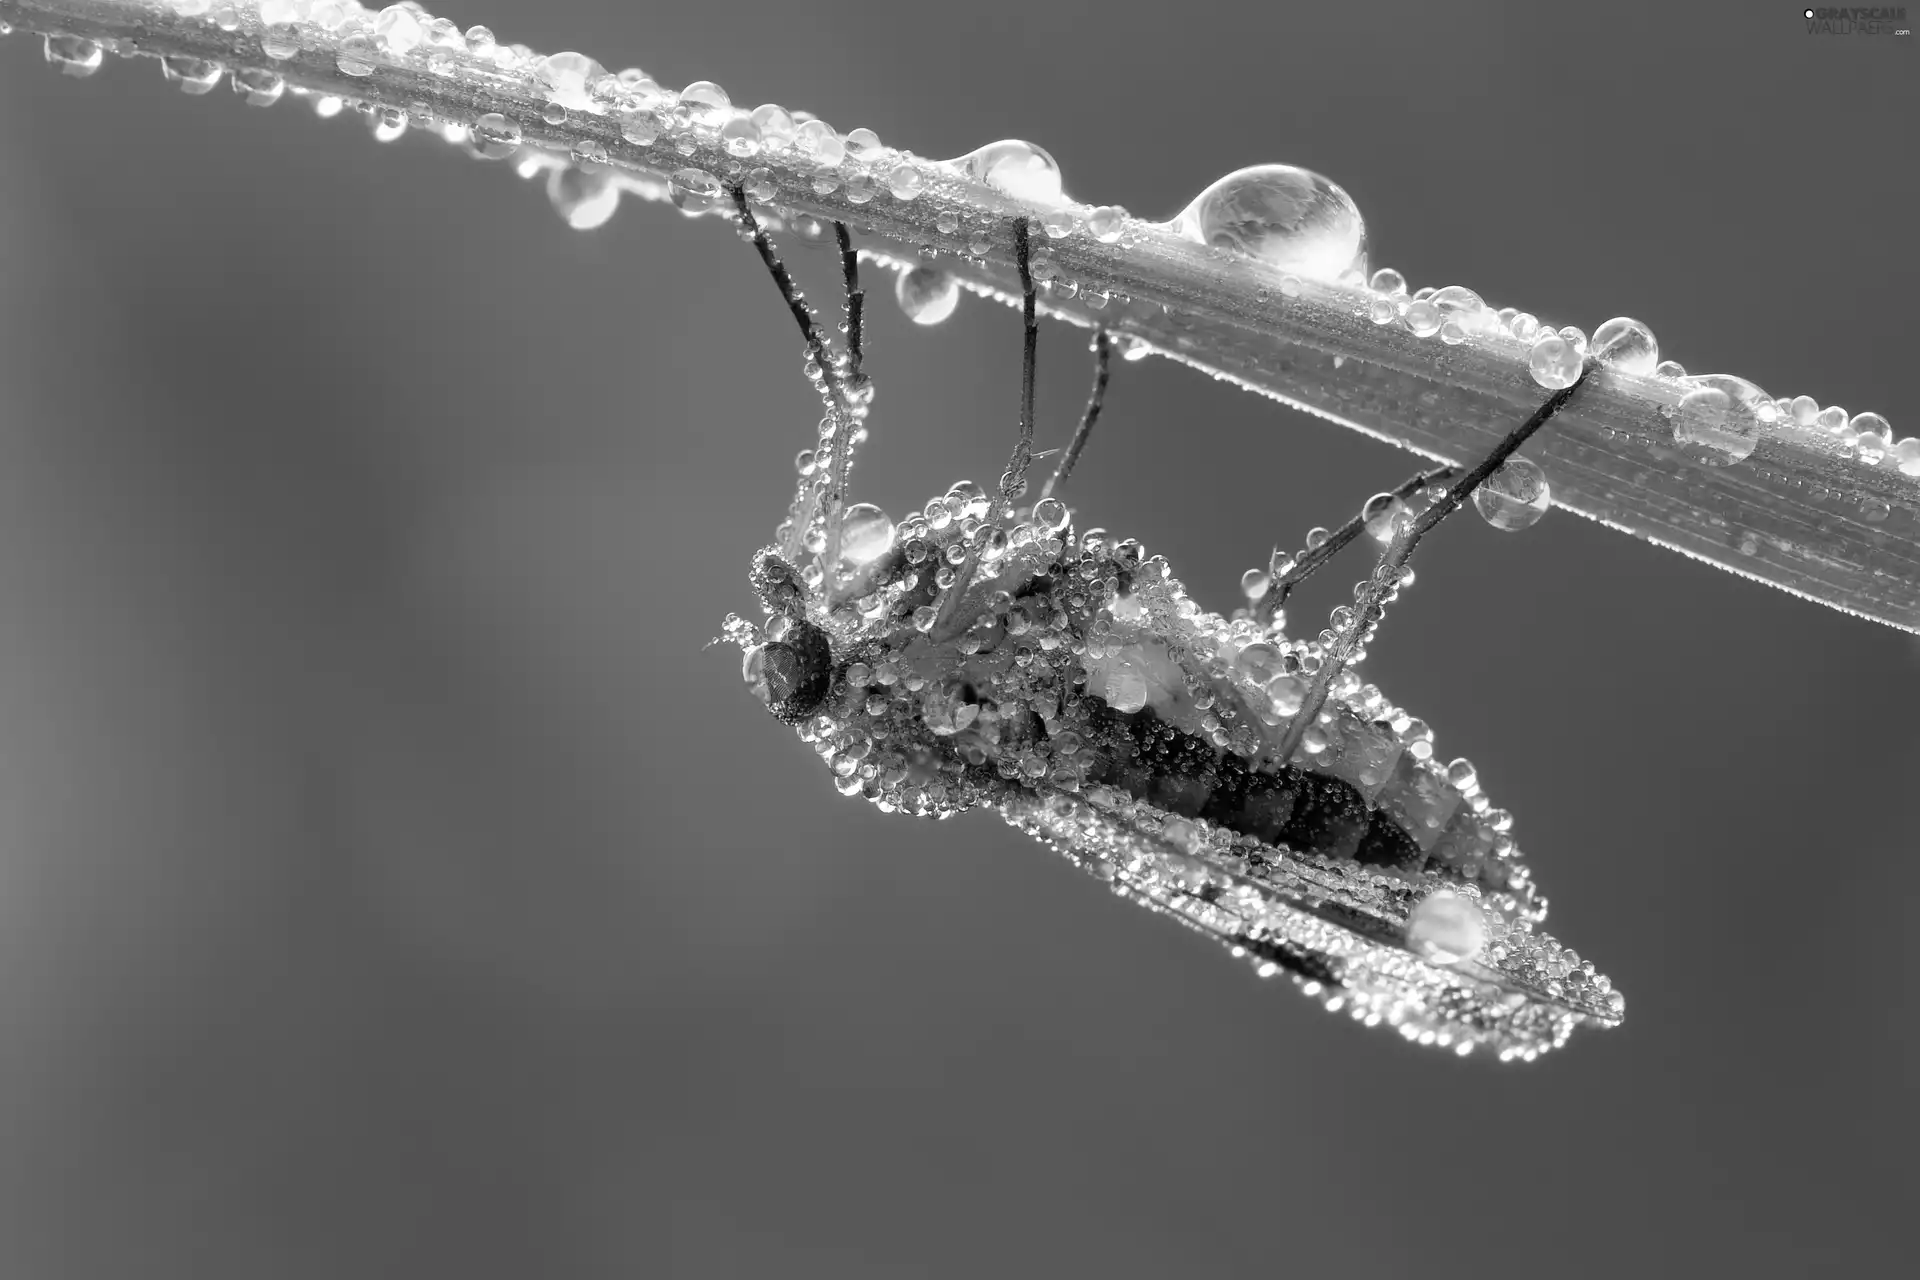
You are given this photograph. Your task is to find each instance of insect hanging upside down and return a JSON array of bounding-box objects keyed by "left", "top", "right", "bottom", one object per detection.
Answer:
[{"left": 719, "top": 192, "right": 1623, "bottom": 1061}]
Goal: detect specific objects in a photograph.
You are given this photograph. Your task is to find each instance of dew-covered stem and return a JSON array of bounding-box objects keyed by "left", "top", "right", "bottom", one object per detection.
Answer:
[{"left": 4, "top": 0, "right": 1916, "bottom": 630}]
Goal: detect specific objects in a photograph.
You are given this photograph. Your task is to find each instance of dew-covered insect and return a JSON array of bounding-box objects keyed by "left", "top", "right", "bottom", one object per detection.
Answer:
[{"left": 719, "top": 190, "right": 1622, "bottom": 1060}]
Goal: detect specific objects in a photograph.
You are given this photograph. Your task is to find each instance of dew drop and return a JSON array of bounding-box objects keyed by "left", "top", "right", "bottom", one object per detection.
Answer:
[
  {"left": 1507, "top": 312, "right": 1540, "bottom": 342},
  {"left": 1404, "top": 299, "right": 1440, "bottom": 337},
  {"left": 838, "top": 504, "right": 896, "bottom": 564},
  {"left": 1849, "top": 412, "right": 1891, "bottom": 465},
  {"left": 1367, "top": 298, "right": 1397, "bottom": 325},
  {"left": 232, "top": 67, "right": 285, "bottom": 107},
  {"left": 1789, "top": 395, "right": 1820, "bottom": 427},
  {"left": 751, "top": 104, "right": 796, "bottom": 150},
  {"left": 675, "top": 80, "right": 731, "bottom": 128},
  {"left": 1527, "top": 334, "right": 1583, "bottom": 390},
  {"left": 44, "top": 34, "right": 103, "bottom": 76},
  {"left": 1675, "top": 375, "right": 1768, "bottom": 468},
  {"left": 336, "top": 34, "right": 375, "bottom": 77},
  {"left": 1406, "top": 891, "right": 1485, "bottom": 965},
  {"left": 1472, "top": 457, "right": 1550, "bottom": 531},
  {"left": 620, "top": 109, "right": 660, "bottom": 146},
  {"left": 1894, "top": 436, "right": 1920, "bottom": 477},
  {"left": 538, "top": 53, "right": 606, "bottom": 111},
  {"left": 668, "top": 166, "right": 722, "bottom": 214},
  {"left": 743, "top": 166, "right": 777, "bottom": 202},
  {"left": 888, "top": 163, "right": 925, "bottom": 201},
  {"left": 1170, "top": 164, "right": 1366, "bottom": 281},
  {"left": 1654, "top": 359, "right": 1687, "bottom": 379},
  {"left": 703, "top": 117, "right": 754, "bottom": 157},
  {"left": 468, "top": 112, "right": 523, "bottom": 160},
  {"left": 1087, "top": 205, "right": 1127, "bottom": 243},
  {"left": 1591, "top": 316, "right": 1660, "bottom": 375},
  {"left": 895, "top": 267, "right": 960, "bottom": 326},
  {"left": 160, "top": 54, "right": 222, "bottom": 94},
  {"left": 1267, "top": 674, "right": 1307, "bottom": 717},
  {"left": 374, "top": 4, "right": 426, "bottom": 56},
  {"left": 1361, "top": 492, "right": 1409, "bottom": 544},
  {"left": 794, "top": 118, "right": 846, "bottom": 167},
  {"left": 948, "top": 140, "right": 1066, "bottom": 206},
  {"left": 547, "top": 166, "right": 620, "bottom": 230},
  {"left": 1031, "top": 497, "right": 1071, "bottom": 534},
  {"left": 1369, "top": 266, "right": 1408, "bottom": 295},
  {"left": 371, "top": 104, "right": 408, "bottom": 142}
]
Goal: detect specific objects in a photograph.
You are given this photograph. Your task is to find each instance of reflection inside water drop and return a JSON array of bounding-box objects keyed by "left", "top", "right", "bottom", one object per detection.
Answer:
[
  {"left": 895, "top": 267, "right": 960, "bottom": 325},
  {"left": 1168, "top": 164, "right": 1366, "bottom": 281},
  {"left": 547, "top": 166, "right": 620, "bottom": 230},
  {"left": 946, "top": 140, "right": 1066, "bottom": 206}
]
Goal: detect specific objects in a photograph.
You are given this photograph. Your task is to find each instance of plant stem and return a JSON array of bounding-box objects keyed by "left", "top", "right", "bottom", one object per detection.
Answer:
[{"left": 4, "top": 0, "right": 1916, "bottom": 631}]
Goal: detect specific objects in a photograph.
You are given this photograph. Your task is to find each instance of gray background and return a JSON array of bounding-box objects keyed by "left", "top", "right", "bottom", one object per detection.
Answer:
[{"left": 0, "top": 1, "right": 1914, "bottom": 1276}]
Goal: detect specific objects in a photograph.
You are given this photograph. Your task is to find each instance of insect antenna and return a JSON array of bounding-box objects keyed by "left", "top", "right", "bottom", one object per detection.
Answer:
[
  {"left": 834, "top": 221, "right": 867, "bottom": 392},
  {"left": 1040, "top": 329, "right": 1114, "bottom": 500},
  {"left": 1272, "top": 371, "right": 1592, "bottom": 761},
  {"left": 1252, "top": 462, "right": 1458, "bottom": 625}
]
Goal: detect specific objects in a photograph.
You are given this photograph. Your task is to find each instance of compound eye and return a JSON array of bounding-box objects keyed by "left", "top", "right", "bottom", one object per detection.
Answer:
[{"left": 748, "top": 619, "right": 833, "bottom": 722}]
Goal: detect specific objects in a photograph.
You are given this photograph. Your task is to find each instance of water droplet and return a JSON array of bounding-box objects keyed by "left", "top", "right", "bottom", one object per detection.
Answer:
[
  {"left": 1369, "top": 267, "right": 1408, "bottom": 295},
  {"left": 1429, "top": 284, "right": 1485, "bottom": 318},
  {"left": 1674, "top": 379, "right": 1758, "bottom": 470},
  {"left": 1849, "top": 412, "right": 1891, "bottom": 465},
  {"left": 336, "top": 34, "right": 376, "bottom": 77},
  {"left": 888, "top": 163, "right": 924, "bottom": 200},
  {"left": 172, "top": 0, "right": 212, "bottom": 15},
  {"left": 1267, "top": 674, "right": 1307, "bottom": 717},
  {"left": 794, "top": 119, "right": 846, "bottom": 167},
  {"left": 232, "top": 67, "right": 285, "bottom": 106},
  {"left": 547, "top": 166, "right": 620, "bottom": 229},
  {"left": 1787, "top": 395, "right": 1820, "bottom": 427},
  {"left": 895, "top": 267, "right": 960, "bottom": 325},
  {"left": 1240, "top": 568, "right": 1271, "bottom": 599},
  {"left": 371, "top": 104, "right": 408, "bottom": 142},
  {"left": 668, "top": 167, "right": 722, "bottom": 215},
  {"left": 1894, "top": 436, "right": 1920, "bottom": 477},
  {"left": 1472, "top": 456, "right": 1550, "bottom": 531},
  {"left": 1591, "top": 316, "right": 1660, "bottom": 375},
  {"left": 160, "top": 55, "right": 223, "bottom": 94},
  {"left": 1235, "top": 642, "right": 1284, "bottom": 686},
  {"left": 539, "top": 53, "right": 607, "bottom": 111},
  {"left": 1032, "top": 497, "right": 1071, "bottom": 533},
  {"left": 1406, "top": 891, "right": 1485, "bottom": 964},
  {"left": 1041, "top": 209, "right": 1076, "bottom": 238},
  {"left": 1527, "top": 334, "right": 1583, "bottom": 390},
  {"left": 1445, "top": 758, "right": 1478, "bottom": 792},
  {"left": 1507, "top": 312, "right": 1540, "bottom": 342},
  {"left": 374, "top": 5, "right": 426, "bottom": 56},
  {"left": 720, "top": 116, "right": 762, "bottom": 157},
  {"left": 1653, "top": 359, "right": 1687, "bottom": 379},
  {"left": 1404, "top": 299, "right": 1440, "bottom": 337},
  {"left": 751, "top": 104, "right": 796, "bottom": 150},
  {"left": 618, "top": 108, "right": 660, "bottom": 145},
  {"left": 470, "top": 112, "right": 522, "bottom": 159},
  {"left": 1087, "top": 205, "right": 1127, "bottom": 243},
  {"left": 1361, "top": 492, "right": 1409, "bottom": 544},
  {"left": 1367, "top": 298, "right": 1397, "bottom": 325},
  {"left": 1170, "top": 164, "right": 1366, "bottom": 281},
  {"left": 743, "top": 167, "right": 776, "bottom": 202},
  {"left": 44, "top": 33, "right": 103, "bottom": 76},
  {"left": 1862, "top": 496, "right": 1891, "bottom": 523},
  {"left": 311, "top": 94, "right": 344, "bottom": 119},
  {"left": 1119, "top": 337, "right": 1153, "bottom": 362},
  {"left": 838, "top": 504, "right": 896, "bottom": 563},
  {"left": 845, "top": 127, "right": 886, "bottom": 161},
  {"left": 948, "top": 140, "right": 1066, "bottom": 206},
  {"left": 464, "top": 25, "right": 497, "bottom": 57}
]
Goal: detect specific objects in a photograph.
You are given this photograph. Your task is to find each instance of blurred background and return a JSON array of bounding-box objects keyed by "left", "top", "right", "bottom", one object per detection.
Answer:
[{"left": 0, "top": 2, "right": 1914, "bottom": 1276}]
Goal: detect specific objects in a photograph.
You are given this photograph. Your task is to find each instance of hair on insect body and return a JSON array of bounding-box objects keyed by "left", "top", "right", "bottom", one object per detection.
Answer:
[{"left": 718, "top": 188, "right": 1622, "bottom": 1061}]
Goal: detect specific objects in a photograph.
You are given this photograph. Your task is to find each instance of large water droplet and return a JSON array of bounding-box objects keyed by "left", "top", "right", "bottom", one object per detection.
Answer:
[
  {"left": 1894, "top": 436, "right": 1920, "bottom": 478},
  {"left": 232, "top": 67, "right": 285, "bottom": 107},
  {"left": 1527, "top": 334, "right": 1583, "bottom": 390},
  {"left": 539, "top": 53, "right": 606, "bottom": 111},
  {"left": 547, "top": 166, "right": 620, "bottom": 230},
  {"left": 1472, "top": 457, "right": 1550, "bottom": 531},
  {"left": 895, "top": 267, "right": 960, "bottom": 325},
  {"left": 161, "top": 55, "right": 224, "bottom": 94},
  {"left": 668, "top": 167, "right": 722, "bottom": 214},
  {"left": 374, "top": 5, "right": 426, "bottom": 56},
  {"left": 44, "top": 34, "right": 103, "bottom": 77},
  {"left": 1361, "top": 492, "right": 1409, "bottom": 544},
  {"left": 947, "top": 140, "right": 1066, "bottom": 206},
  {"left": 1406, "top": 890, "right": 1485, "bottom": 965},
  {"left": 680, "top": 80, "right": 732, "bottom": 128},
  {"left": 794, "top": 118, "right": 846, "bottom": 167},
  {"left": 1169, "top": 164, "right": 1366, "bottom": 281},
  {"left": 838, "top": 504, "right": 896, "bottom": 564},
  {"left": 1849, "top": 412, "right": 1891, "bottom": 465},
  {"left": 470, "top": 111, "right": 522, "bottom": 159},
  {"left": 1591, "top": 316, "right": 1660, "bottom": 375},
  {"left": 1674, "top": 374, "right": 1767, "bottom": 468}
]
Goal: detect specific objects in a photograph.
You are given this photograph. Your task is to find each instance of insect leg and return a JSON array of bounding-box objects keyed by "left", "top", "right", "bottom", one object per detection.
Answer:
[
  {"left": 728, "top": 186, "right": 863, "bottom": 571},
  {"left": 1252, "top": 463, "right": 1458, "bottom": 626},
  {"left": 998, "top": 218, "right": 1041, "bottom": 508},
  {"left": 833, "top": 221, "right": 866, "bottom": 391},
  {"left": 1272, "top": 372, "right": 1592, "bottom": 761},
  {"left": 1040, "top": 329, "right": 1114, "bottom": 501}
]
